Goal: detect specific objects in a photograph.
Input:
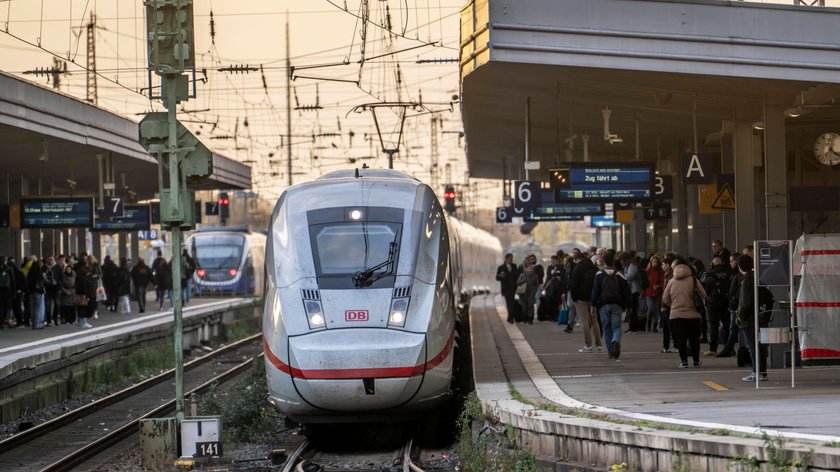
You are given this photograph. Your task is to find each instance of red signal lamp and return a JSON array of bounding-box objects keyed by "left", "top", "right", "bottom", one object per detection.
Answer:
[
  {"left": 444, "top": 191, "right": 456, "bottom": 199},
  {"left": 228, "top": 268, "right": 238, "bottom": 277},
  {"left": 197, "top": 269, "right": 206, "bottom": 278},
  {"left": 218, "top": 198, "right": 230, "bottom": 205}
]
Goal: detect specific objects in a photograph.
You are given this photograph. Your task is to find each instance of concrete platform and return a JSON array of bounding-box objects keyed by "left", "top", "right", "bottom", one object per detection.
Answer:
[
  {"left": 0, "top": 296, "right": 260, "bottom": 423},
  {"left": 470, "top": 294, "right": 840, "bottom": 471}
]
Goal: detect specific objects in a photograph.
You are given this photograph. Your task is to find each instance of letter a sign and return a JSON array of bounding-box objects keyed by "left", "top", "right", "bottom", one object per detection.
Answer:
[{"left": 682, "top": 153, "right": 713, "bottom": 184}]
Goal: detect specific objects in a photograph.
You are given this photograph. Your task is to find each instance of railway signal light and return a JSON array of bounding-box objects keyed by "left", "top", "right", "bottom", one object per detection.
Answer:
[
  {"left": 218, "top": 192, "right": 230, "bottom": 223},
  {"left": 443, "top": 185, "right": 456, "bottom": 214}
]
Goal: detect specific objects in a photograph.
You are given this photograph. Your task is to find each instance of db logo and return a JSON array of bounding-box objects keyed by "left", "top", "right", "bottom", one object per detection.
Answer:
[{"left": 345, "top": 310, "right": 369, "bottom": 322}]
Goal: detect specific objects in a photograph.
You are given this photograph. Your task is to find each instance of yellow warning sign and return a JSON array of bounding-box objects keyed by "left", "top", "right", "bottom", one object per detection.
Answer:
[
  {"left": 711, "top": 183, "right": 736, "bottom": 210},
  {"left": 698, "top": 183, "right": 720, "bottom": 215},
  {"left": 615, "top": 209, "right": 634, "bottom": 223}
]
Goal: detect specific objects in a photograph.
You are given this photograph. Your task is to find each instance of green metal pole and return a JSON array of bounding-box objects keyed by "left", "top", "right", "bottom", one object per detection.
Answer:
[{"left": 166, "top": 76, "right": 185, "bottom": 422}]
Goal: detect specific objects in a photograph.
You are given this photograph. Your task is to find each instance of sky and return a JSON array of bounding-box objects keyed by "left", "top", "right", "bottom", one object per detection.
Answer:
[{"left": 0, "top": 0, "right": 491, "bottom": 204}]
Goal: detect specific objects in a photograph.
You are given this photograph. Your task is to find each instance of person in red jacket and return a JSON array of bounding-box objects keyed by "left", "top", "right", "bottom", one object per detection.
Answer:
[{"left": 642, "top": 255, "right": 665, "bottom": 333}]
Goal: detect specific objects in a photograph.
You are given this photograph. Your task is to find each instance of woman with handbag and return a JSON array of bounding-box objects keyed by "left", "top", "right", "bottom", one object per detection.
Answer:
[
  {"left": 59, "top": 264, "right": 78, "bottom": 325},
  {"left": 662, "top": 259, "right": 707, "bottom": 368}
]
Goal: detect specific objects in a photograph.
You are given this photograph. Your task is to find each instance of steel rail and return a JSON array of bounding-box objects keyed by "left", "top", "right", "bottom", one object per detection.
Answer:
[
  {"left": 40, "top": 351, "right": 262, "bottom": 472},
  {"left": 0, "top": 332, "right": 261, "bottom": 454},
  {"left": 283, "top": 438, "right": 310, "bottom": 472}
]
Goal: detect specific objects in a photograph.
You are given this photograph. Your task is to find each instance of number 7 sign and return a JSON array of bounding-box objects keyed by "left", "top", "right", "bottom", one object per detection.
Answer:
[{"left": 102, "top": 197, "right": 124, "bottom": 218}]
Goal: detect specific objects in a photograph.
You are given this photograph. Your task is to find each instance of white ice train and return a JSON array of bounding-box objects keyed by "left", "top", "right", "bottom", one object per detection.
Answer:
[{"left": 262, "top": 169, "right": 501, "bottom": 423}]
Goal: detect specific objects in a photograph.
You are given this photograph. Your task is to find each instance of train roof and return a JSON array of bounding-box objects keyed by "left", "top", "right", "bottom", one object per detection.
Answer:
[{"left": 316, "top": 168, "right": 420, "bottom": 182}]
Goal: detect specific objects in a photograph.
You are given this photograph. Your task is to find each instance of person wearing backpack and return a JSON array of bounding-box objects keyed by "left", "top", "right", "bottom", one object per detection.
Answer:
[
  {"left": 701, "top": 257, "right": 733, "bottom": 356},
  {"left": 590, "top": 251, "right": 631, "bottom": 360},
  {"left": 662, "top": 259, "right": 707, "bottom": 368},
  {"left": 735, "top": 254, "right": 770, "bottom": 382},
  {"left": 0, "top": 257, "right": 14, "bottom": 329}
]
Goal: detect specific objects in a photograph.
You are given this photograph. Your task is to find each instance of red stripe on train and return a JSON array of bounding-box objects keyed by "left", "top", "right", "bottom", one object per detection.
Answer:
[
  {"left": 262, "top": 331, "right": 455, "bottom": 380},
  {"left": 801, "top": 348, "right": 840, "bottom": 359},
  {"left": 795, "top": 302, "right": 840, "bottom": 308},
  {"left": 800, "top": 250, "right": 840, "bottom": 256}
]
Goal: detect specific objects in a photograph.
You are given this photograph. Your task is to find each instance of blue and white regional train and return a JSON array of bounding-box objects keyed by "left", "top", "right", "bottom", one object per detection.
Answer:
[
  {"left": 187, "top": 227, "right": 267, "bottom": 297},
  {"left": 262, "top": 169, "right": 501, "bottom": 423}
]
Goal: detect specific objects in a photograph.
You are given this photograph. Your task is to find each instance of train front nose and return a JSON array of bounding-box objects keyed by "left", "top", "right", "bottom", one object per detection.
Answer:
[{"left": 287, "top": 329, "right": 426, "bottom": 411}]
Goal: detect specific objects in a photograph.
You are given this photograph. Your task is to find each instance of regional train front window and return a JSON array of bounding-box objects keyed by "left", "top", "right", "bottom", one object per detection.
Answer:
[
  {"left": 193, "top": 235, "right": 244, "bottom": 269},
  {"left": 312, "top": 223, "right": 400, "bottom": 276}
]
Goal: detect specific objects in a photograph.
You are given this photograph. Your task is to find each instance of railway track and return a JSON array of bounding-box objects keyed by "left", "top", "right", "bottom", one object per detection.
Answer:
[
  {"left": 282, "top": 437, "right": 425, "bottom": 472},
  {"left": 0, "top": 333, "right": 263, "bottom": 472}
]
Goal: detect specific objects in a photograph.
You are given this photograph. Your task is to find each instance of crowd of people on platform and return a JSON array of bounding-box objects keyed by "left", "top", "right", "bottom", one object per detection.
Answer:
[
  {"left": 496, "top": 241, "right": 774, "bottom": 382},
  {"left": 0, "top": 249, "right": 197, "bottom": 331}
]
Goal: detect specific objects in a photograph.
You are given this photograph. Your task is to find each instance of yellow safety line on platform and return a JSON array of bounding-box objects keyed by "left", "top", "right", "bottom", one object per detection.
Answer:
[{"left": 702, "top": 380, "right": 729, "bottom": 392}]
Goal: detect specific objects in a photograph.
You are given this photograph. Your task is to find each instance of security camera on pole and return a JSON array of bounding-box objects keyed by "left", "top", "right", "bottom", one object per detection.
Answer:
[{"left": 139, "top": 0, "right": 212, "bottom": 429}]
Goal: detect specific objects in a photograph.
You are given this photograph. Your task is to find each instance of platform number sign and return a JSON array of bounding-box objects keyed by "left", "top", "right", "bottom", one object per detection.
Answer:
[
  {"left": 205, "top": 201, "right": 219, "bottom": 216},
  {"left": 496, "top": 206, "right": 513, "bottom": 223},
  {"left": 102, "top": 197, "right": 124, "bottom": 218},
  {"left": 195, "top": 441, "right": 222, "bottom": 458},
  {"left": 513, "top": 181, "right": 541, "bottom": 213},
  {"left": 654, "top": 175, "right": 673, "bottom": 200}
]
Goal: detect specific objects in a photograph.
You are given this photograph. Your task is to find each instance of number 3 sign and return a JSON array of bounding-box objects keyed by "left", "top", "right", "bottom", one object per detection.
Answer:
[{"left": 513, "top": 181, "right": 541, "bottom": 212}]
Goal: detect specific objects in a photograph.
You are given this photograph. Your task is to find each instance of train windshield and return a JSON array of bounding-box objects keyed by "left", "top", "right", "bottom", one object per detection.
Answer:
[
  {"left": 311, "top": 222, "right": 401, "bottom": 276},
  {"left": 192, "top": 234, "right": 244, "bottom": 269}
]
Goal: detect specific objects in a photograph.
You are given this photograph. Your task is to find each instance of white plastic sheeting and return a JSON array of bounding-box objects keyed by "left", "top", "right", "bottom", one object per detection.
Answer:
[{"left": 794, "top": 234, "right": 840, "bottom": 362}]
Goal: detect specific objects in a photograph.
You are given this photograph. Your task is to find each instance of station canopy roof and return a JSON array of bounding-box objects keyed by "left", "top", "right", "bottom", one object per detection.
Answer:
[
  {"left": 0, "top": 71, "right": 250, "bottom": 198},
  {"left": 459, "top": 0, "right": 840, "bottom": 180}
]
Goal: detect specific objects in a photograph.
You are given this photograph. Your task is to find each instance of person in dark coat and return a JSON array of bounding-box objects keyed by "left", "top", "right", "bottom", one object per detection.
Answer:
[
  {"left": 116, "top": 257, "right": 132, "bottom": 313},
  {"left": 8, "top": 258, "right": 26, "bottom": 327},
  {"left": 59, "top": 264, "right": 77, "bottom": 325},
  {"left": 569, "top": 253, "right": 603, "bottom": 352},
  {"left": 26, "top": 257, "right": 46, "bottom": 330},
  {"left": 102, "top": 256, "right": 119, "bottom": 312},
  {"left": 151, "top": 250, "right": 166, "bottom": 302},
  {"left": 0, "top": 257, "right": 14, "bottom": 329},
  {"left": 131, "top": 257, "right": 153, "bottom": 313},
  {"left": 496, "top": 253, "right": 520, "bottom": 323},
  {"left": 156, "top": 260, "right": 173, "bottom": 310},
  {"left": 75, "top": 261, "right": 96, "bottom": 328}
]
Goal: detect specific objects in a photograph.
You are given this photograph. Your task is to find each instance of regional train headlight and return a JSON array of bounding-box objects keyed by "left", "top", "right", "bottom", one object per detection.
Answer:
[
  {"left": 305, "top": 300, "right": 325, "bottom": 328},
  {"left": 388, "top": 297, "right": 410, "bottom": 326}
]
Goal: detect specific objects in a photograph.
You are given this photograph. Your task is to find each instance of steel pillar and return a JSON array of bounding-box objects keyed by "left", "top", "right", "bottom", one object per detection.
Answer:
[{"left": 733, "top": 119, "right": 758, "bottom": 249}]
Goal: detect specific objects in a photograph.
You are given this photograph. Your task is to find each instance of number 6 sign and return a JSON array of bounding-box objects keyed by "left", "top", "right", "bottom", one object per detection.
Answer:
[
  {"left": 496, "top": 206, "right": 512, "bottom": 223},
  {"left": 513, "top": 181, "right": 541, "bottom": 212}
]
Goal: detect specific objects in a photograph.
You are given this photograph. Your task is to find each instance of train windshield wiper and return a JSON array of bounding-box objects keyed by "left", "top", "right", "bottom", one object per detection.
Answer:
[{"left": 352, "top": 241, "right": 398, "bottom": 288}]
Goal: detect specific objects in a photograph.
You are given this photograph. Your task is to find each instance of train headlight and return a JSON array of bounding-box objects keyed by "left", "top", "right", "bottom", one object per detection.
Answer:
[
  {"left": 388, "top": 298, "right": 409, "bottom": 326},
  {"left": 305, "top": 300, "right": 325, "bottom": 328}
]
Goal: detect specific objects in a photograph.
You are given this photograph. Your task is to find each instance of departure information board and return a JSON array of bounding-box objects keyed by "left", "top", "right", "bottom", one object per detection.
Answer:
[
  {"left": 93, "top": 205, "right": 151, "bottom": 232},
  {"left": 551, "top": 163, "right": 654, "bottom": 203},
  {"left": 524, "top": 214, "right": 584, "bottom": 222},
  {"left": 533, "top": 203, "right": 605, "bottom": 217},
  {"left": 21, "top": 198, "right": 94, "bottom": 228},
  {"left": 590, "top": 212, "right": 623, "bottom": 228}
]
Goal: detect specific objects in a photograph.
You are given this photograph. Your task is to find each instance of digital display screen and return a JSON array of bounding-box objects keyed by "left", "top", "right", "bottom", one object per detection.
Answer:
[
  {"left": 524, "top": 214, "right": 584, "bottom": 222},
  {"left": 533, "top": 203, "right": 605, "bottom": 217},
  {"left": 21, "top": 198, "right": 94, "bottom": 228},
  {"left": 552, "top": 163, "right": 654, "bottom": 203},
  {"left": 590, "top": 212, "right": 622, "bottom": 228},
  {"left": 93, "top": 205, "right": 151, "bottom": 232}
]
